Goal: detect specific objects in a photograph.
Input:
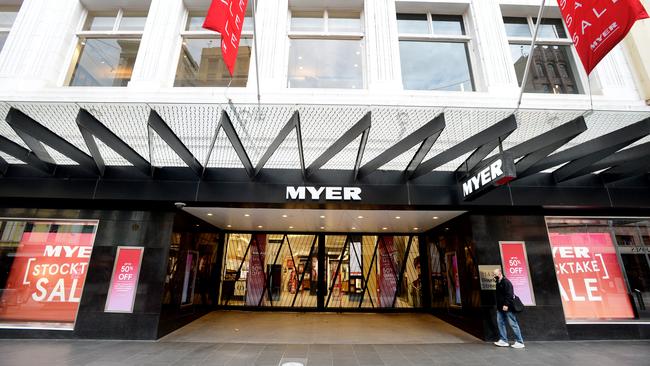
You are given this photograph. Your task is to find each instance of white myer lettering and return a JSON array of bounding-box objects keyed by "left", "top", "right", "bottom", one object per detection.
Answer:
[
  {"left": 286, "top": 186, "right": 362, "bottom": 201},
  {"left": 461, "top": 159, "right": 507, "bottom": 198}
]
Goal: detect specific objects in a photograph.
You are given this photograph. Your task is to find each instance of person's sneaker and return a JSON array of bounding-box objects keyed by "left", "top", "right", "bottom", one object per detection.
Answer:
[
  {"left": 494, "top": 340, "right": 509, "bottom": 347},
  {"left": 511, "top": 342, "right": 525, "bottom": 349}
]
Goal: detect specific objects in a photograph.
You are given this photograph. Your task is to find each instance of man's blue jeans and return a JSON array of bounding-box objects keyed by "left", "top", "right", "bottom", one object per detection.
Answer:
[{"left": 496, "top": 310, "right": 524, "bottom": 343}]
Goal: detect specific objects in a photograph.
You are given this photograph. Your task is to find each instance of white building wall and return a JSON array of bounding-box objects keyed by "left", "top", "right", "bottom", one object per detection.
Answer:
[{"left": 0, "top": 0, "right": 646, "bottom": 112}]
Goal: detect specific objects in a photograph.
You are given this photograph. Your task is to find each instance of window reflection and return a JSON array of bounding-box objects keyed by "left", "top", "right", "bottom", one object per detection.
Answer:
[
  {"left": 510, "top": 44, "right": 579, "bottom": 94},
  {"left": 69, "top": 39, "right": 140, "bottom": 87},
  {"left": 288, "top": 39, "right": 363, "bottom": 89},
  {"left": 175, "top": 38, "right": 251, "bottom": 87},
  {"left": 400, "top": 41, "right": 473, "bottom": 91}
]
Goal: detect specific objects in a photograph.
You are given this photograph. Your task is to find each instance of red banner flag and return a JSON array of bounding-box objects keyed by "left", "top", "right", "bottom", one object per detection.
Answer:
[
  {"left": 558, "top": 0, "right": 648, "bottom": 74},
  {"left": 203, "top": 0, "right": 249, "bottom": 76}
]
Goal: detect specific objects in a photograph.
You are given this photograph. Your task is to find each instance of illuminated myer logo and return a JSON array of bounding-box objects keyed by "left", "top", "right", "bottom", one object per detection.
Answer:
[
  {"left": 286, "top": 186, "right": 362, "bottom": 201},
  {"left": 459, "top": 153, "right": 516, "bottom": 201}
]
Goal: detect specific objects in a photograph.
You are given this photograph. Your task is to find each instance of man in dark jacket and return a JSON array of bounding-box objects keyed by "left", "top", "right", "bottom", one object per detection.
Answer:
[{"left": 493, "top": 268, "right": 525, "bottom": 349}]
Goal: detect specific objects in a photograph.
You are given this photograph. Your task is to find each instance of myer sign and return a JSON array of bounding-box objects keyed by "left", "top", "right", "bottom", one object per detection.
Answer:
[
  {"left": 286, "top": 186, "right": 362, "bottom": 201},
  {"left": 459, "top": 153, "right": 516, "bottom": 201}
]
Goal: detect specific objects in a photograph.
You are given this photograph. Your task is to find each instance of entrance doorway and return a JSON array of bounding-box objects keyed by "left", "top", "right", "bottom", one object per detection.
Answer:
[{"left": 218, "top": 233, "right": 423, "bottom": 310}]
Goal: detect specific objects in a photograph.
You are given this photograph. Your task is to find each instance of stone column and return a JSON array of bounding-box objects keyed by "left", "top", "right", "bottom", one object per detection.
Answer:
[{"left": 364, "top": 0, "right": 402, "bottom": 92}]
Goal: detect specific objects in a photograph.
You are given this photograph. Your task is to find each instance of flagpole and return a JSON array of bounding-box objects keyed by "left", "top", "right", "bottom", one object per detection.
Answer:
[
  {"left": 516, "top": 0, "right": 547, "bottom": 109},
  {"left": 251, "top": 0, "right": 261, "bottom": 104}
]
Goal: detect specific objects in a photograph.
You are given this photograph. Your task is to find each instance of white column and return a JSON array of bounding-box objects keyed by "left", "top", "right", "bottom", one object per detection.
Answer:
[
  {"left": 468, "top": 0, "right": 519, "bottom": 95},
  {"left": 593, "top": 46, "right": 643, "bottom": 101},
  {"left": 254, "top": 0, "right": 289, "bottom": 90},
  {"left": 128, "top": 0, "right": 186, "bottom": 90},
  {"left": 0, "top": 0, "right": 84, "bottom": 90},
  {"left": 364, "top": 0, "right": 402, "bottom": 92}
]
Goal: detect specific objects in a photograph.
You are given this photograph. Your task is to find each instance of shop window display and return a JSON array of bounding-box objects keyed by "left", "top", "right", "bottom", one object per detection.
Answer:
[
  {"left": 546, "top": 217, "right": 650, "bottom": 321},
  {"left": 0, "top": 219, "right": 98, "bottom": 330}
]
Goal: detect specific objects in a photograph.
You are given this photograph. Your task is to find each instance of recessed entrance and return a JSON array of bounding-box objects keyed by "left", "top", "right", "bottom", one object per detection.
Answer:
[{"left": 161, "top": 311, "right": 480, "bottom": 344}]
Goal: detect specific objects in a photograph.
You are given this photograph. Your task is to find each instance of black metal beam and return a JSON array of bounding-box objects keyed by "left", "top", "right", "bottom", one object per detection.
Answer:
[
  {"left": 254, "top": 111, "right": 301, "bottom": 177},
  {"left": 519, "top": 117, "right": 650, "bottom": 180},
  {"left": 76, "top": 108, "right": 150, "bottom": 177},
  {"left": 220, "top": 110, "right": 254, "bottom": 177},
  {"left": 0, "top": 135, "right": 53, "bottom": 173},
  {"left": 411, "top": 115, "right": 518, "bottom": 179},
  {"left": 0, "top": 155, "right": 7, "bottom": 176},
  {"left": 587, "top": 142, "right": 650, "bottom": 173},
  {"left": 358, "top": 113, "right": 446, "bottom": 179},
  {"left": 306, "top": 112, "right": 371, "bottom": 177},
  {"left": 295, "top": 112, "right": 306, "bottom": 180},
  {"left": 353, "top": 128, "right": 370, "bottom": 181},
  {"left": 147, "top": 110, "right": 203, "bottom": 177},
  {"left": 6, "top": 108, "right": 98, "bottom": 175},
  {"left": 511, "top": 117, "right": 588, "bottom": 175},
  {"left": 600, "top": 156, "right": 650, "bottom": 183}
]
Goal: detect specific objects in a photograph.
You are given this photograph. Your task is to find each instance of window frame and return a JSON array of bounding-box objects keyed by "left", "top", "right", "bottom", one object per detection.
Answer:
[
  {"left": 504, "top": 16, "right": 587, "bottom": 95},
  {"left": 172, "top": 8, "right": 256, "bottom": 88},
  {"left": 396, "top": 12, "right": 476, "bottom": 92},
  {"left": 64, "top": 8, "right": 146, "bottom": 87},
  {"left": 286, "top": 8, "right": 367, "bottom": 89}
]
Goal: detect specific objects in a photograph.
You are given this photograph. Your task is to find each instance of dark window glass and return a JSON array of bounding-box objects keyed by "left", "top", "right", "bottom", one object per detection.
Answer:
[
  {"left": 503, "top": 17, "right": 531, "bottom": 37},
  {"left": 535, "top": 18, "right": 567, "bottom": 39},
  {"left": 396, "top": 13, "right": 428, "bottom": 34},
  {"left": 400, "top": 41, "right": 474, "bottom": 91},
  {"left": 509, "top": 44, "right": 579, "bottom": 94},
  {"left": 431, "top": 15, "right": 465, "bottom": 36}
]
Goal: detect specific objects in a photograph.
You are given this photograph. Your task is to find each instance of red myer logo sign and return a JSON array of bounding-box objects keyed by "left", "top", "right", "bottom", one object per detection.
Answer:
[{"left": 558, "top": 0, "right": 648, "bottom": 74}]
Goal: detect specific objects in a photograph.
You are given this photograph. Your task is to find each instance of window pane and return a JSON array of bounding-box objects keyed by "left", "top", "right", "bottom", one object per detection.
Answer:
[
  {"left": 69, "top": 38, "right": 140, "bottom": 87},
  {"left": 174, "top": 38, "right": 251, "bottom": 87},
  {"left": 84, "top": 12, "right": 117, "bottom": 31},
  {"left": 328, "top": 11, "right": 361, "bottom": 32},
  {"left": 291, "top": 11, "right": 323, "bottom": 32},
  {"left": 0, "top": 10, "right": 18, "bottom": 29},
  {"left": 119, "top": 12, "right": 147, "bottom": 31},
  {"left": 187, "top": 14, "right": 205, "bottom": 31},
  {"left": 399, "top": 41, "right": 473, "bottom": 91},
  {"left": 431, "top": 15, "right": 465, "bottom": 36},
  {"left": 510, "top": 44, "right": 580, "bottom": 94},
  {"left": 396, "top": 13, "right": 428, "bottom": 34},
  {"left": 288, "top": 39, "right": 363, "bottom": 89},
  {"left": 503, "top": 17, "right": 531, "bottom": 37},
  {"left": 536, "top": 18, "right": 567, "bottom": 39}
]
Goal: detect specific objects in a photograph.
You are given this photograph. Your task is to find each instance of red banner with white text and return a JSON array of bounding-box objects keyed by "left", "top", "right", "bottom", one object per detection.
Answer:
[
  {"left": 557, "top": 0, "right": 648, "bottom": 74},
  {"left": 203, "top": 0, "right": 250, "bottom": 76},
  {"left": 245, "top": 234, "right": 266, "bottom": 306}
]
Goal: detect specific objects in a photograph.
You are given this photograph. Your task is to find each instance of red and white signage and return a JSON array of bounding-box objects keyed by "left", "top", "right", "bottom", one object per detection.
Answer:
[
  {"left": 558, "top": 0, "right": 648, "bottom": 74},
  {"left": 203, "top": 0, "right": 250, "bottom": 76},
  {"left": 104, "top": 247, "right": 144, "bottom": 313},
  {"left": 245, "top": 234, "right": 266, "bottom": 306},
  {"left": 378, "top": 237, "right": 398, "bottom": 307},
  {"left": 499, "top": 241, "right": 536, "bottom": 306},
  {"left": 549, "top": 232, "right": 634, "bottom": 320},
  {"left": 0, "top": 220, "right": 97, "bottom": 328}
]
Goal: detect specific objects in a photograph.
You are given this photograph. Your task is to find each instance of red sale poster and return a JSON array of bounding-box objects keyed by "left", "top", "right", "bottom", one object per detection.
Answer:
[
  {"left": 0, "top": 220, "right": 97, "bottom": 329},
  {"left": 245, "top": 234, "right": 266, "bottom": 306},
  {"left": 378, "top": 236, "right": 398, "bottom": 308},
  {"left": 104, "top": 247, "right": 144, "bottom": 313},
  {"left": 549, "top": 232, "right": 634, "bottom": 320},
  {"left": 499, "top": 241, "right": 536, "bottom": 306}
]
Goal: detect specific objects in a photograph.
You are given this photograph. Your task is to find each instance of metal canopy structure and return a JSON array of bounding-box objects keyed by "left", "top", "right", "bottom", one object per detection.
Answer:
[{"left": 0, "top": 103, "right": 649, "bottom": 188}]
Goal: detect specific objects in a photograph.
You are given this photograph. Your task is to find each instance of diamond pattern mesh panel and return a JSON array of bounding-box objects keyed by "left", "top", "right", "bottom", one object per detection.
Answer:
[
  {"left": 321, "top": 134, "right": 362, "bottom": 170},
  {"left": 206, "top": 127, "right": 245, "bottom": 168},
  {"left": 264, "top": 129, "right": 302, "bottom": 169}
]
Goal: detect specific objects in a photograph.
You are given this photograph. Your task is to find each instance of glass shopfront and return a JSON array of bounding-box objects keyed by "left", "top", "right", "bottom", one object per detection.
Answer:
[
  {"left": 546, "top": 217, "right": 650, "bottom": 321},
  {"left": 218, "top": 233, "right": 422, "bottom": 310},
  {"left": 0, "top": 219, "right": 98, "bottom": 330}
]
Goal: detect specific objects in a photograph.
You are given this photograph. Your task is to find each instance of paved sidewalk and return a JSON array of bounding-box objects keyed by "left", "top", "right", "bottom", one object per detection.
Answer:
[{"left": 0, "top": 339, "right": 648, "bottom": 366}]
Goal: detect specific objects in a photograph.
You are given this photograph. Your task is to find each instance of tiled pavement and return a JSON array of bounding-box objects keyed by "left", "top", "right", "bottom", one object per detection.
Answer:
[{"left": 0, "top": 339, "right": 648, "bottom": 366}]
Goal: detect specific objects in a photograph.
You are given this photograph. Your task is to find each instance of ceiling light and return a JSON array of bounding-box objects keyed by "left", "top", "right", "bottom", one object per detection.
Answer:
[
  {"left": 395, "top": 216, "right": 401, "bottom": 219},
  {"left": 320, "top": 215, "right": 325, "bottom": 218},
  {"left": 433, "top": 216, "right": 439, "bottom": 220},
  {"left": 413, "top": 227, "right": 419, "bottom": 231},
  {"left": 207, "top": 213, "right": 213, "bottom": 216},
  {"left": 357, "top": 215, "right": 364, "bottom": 219},
  {"left": 244, "top": 214, "right": 251, "bottom": 217},
  {"left": 289, "top": 226, "right": 294, "bottom": 229},
  {"left": 194, "top": 224, "right": 199, "bottom": 227},
  {"left": 227, "top": 225, "right": 232, "bottom": 228},
  {"left": 320, "top": 226, "right": 325, "bottom": 230},
  {"left": 258, "top": 225, "right": 263, "bottom": 229},
  {"left": 282, "top": 214, "right": 288, "bottom": 218},
  {"left": 351, "top": 227, "right": 356, "bottom": 230},
  {"left": 382, "top": 227, "right": 387, "bottom": 230}
]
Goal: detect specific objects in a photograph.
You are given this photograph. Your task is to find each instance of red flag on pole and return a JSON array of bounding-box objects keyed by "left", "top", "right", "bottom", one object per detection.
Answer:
[
  {"left": 203, "top": 0, "right": 249, "bottom": 76},
  {"left": 558, "top": 0, "right": 648, "bottom": 75}
]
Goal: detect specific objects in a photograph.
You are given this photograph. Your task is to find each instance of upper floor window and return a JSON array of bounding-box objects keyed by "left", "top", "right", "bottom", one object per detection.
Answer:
[
  {"left": 287, "top": 9, "right": 364, "bottom": 89},
  {"left": 397, "top": 13, "right": 474, "bottom": 92},
  {"left": 67, "top": 9, "right": 147, "bottom": 87},
  {"left": 174, "top": 9, "right": 253, "bottom": 87},
  {"left": 0, "top": 6, "right": 19, "bottom": 52},
  {"left": 504, "top": 17, "right": 582, "bottom": 94}
]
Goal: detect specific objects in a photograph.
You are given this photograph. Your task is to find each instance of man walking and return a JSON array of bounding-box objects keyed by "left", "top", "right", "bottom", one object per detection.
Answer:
[{"left": 493, "top": 268, "right": 525, "bottom": 349}]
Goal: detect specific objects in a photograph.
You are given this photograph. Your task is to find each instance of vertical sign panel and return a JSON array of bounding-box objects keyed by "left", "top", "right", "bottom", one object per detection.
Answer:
[
  {"left": 246, "top": 234, "right": 266, "bottom": 306},
  {"left": 105, "top": 247, "right": 144, "bottom": 313},
  {"left": 499, "top": 241, "right": 536, "bottom": 306},
  {"left": 549, "top": 232, "right": 634, "bottom": 320},
  {"left": 378, "top": 237, "right": 398, "bottom": 307}
]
